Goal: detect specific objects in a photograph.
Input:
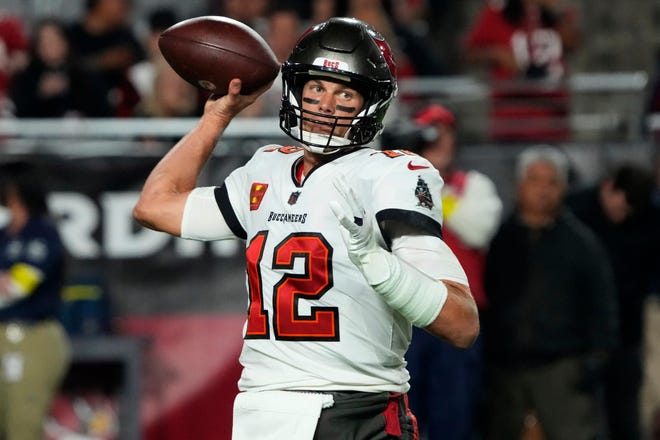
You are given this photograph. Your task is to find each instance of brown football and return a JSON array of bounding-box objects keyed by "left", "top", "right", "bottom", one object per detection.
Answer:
[{"left": 158, "top": 16, "right": 280, "bottom": 95}]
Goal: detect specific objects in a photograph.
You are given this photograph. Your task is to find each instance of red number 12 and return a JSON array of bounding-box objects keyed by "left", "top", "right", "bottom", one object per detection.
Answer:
[{"left": 245, "top": 231, "right": 339, "bottom": 341}]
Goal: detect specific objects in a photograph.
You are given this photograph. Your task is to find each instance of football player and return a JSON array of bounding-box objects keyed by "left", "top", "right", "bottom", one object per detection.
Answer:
[{"left": 134, "top": 17, "right": 479, "bottom": 440}]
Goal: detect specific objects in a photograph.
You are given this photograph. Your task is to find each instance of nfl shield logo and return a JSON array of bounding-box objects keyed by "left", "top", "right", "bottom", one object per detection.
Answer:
[{"left": 288, "top": 191, "right": 301, "bottom": 205}]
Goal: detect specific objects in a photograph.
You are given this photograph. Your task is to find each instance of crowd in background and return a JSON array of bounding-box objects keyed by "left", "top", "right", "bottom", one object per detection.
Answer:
[
  {"left": 1, "top": 1, "right": 660, "bottom": 439},
  {"left": 0, "top": 0, "right": 654, "bottom": 144},
  {"left": 0, "top": 0, "right": 584, "bottom": 126}
]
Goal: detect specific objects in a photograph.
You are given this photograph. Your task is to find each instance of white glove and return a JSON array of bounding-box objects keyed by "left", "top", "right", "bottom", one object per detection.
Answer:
[
  {"left": 330, "top": 176, "right": 447, "bottom": 327},
  {"left": 329, "top": 176, "right": 391, "bottom": 285}
]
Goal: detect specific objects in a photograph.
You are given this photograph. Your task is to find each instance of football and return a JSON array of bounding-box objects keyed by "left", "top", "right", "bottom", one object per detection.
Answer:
[{"left": 158, "top": 16, "right": 280, "bottom": 95}]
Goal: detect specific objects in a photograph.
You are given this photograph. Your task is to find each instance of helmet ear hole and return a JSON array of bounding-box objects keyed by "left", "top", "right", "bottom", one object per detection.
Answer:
[{"left": 278, "top": 17, "right": 397, "bottom": 152}]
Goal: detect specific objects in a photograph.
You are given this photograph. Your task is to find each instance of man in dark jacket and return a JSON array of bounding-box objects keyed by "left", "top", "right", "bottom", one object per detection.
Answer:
[
  {"left": 484, "top": 145, "right": 619, "bottom": 440},
  {"left": 567, "top": 162, "right": 660, "bottom": 440}
]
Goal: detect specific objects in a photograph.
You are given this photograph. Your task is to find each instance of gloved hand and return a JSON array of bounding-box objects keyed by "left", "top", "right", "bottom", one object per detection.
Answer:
[{"left": 329, "top": 175, "right": 391, "bottom": 285}]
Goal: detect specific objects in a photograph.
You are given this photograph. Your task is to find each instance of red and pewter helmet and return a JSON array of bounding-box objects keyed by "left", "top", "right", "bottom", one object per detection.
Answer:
[{"left": 279, "top": 17, "right": 398, "bottom": 154}]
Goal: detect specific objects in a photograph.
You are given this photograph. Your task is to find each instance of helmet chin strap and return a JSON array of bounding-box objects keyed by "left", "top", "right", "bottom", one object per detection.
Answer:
[{"left": 291, "top": 126, "right": 352, "bottom": 155}]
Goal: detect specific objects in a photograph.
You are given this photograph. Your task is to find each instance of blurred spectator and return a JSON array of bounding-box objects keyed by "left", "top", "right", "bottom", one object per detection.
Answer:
[
  {"left": 211, "top": 0, "right": 270, "bottom": 36},
  {"left": 9, "top": 18, "right": 110, "bottom": 118},
  {"left": 567, "top": 162, "right": 660, "bottom": 440},
  {"left": 655, "top": 153, "right": 660, "bottom": 207},
  {"left": 644, "top": 48, "right": 660, "bottom": 142},
  {"left": 347, "top": 0, "right": 395, "bottom": 39},
  {"left": 238, "top": 0, "right": 303, "bottom": 118},
  {"left": 398, "top": 104, "right": 502, "bottom": 439},
  {"left": 309, "top": 0, "right": 348, "bottom": 24},
  {"left": 483, "top": 145, "right": 618, "bottom": 440},
  {"left": 128, "top": 7, "right": 178, "bottom": 106},
  {"left": 66, "top": 0, "right": 145, "bottom": 117},
  {"left": 266, "top": 1, "right": 303, "bottom": 63},
  {"left": 384, "top": 0, "right": 448, "bottom": 76},
  {"left": 0, "top": 162, "right": 71, "bottom": 439},
  {"left": 463, "top": 0, "right": 582, "bottom": 143},
  {"left": 134, "top": 62, "right": 199, "bottom": 118},
  {"left": 0, "top": 11, "right": 29, "bottom": 115},
  {"left": 347, "top": 0, "right": 415, "bottom": 79},
  {"left": 648, "top": 152, "right": 660, "bottom": 440}
]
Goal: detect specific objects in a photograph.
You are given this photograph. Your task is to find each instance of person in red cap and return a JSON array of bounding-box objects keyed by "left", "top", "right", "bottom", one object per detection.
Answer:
[{"left": 405, "top": 103, "right": 503, "bottom": 440}]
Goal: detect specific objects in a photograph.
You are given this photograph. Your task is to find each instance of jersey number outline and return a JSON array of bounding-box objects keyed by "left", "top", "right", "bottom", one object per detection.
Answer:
[{"left": 245, "top": 231, "right": 339, "bottom": 341}]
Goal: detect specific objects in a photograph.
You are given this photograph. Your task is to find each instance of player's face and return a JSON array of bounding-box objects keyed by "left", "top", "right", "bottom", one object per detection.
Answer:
[
  {"left": 300, "top": 79, "right": 364, "bottom": 138},
  {"left": 517, "top": 160, "right": 565, "bottom": 219}
]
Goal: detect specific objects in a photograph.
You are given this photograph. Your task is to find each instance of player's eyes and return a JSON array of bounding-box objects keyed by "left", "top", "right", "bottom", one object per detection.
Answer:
[{"left": 339, "top": 91, "right": 353, "bottom": 100}]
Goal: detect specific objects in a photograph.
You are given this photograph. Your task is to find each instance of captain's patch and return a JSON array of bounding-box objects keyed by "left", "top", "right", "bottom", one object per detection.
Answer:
[{"left": 250, "top": 183, "right": 269, "bottom": 211}]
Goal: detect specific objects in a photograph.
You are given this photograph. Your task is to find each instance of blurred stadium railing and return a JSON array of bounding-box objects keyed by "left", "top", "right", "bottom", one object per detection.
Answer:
[
  {"left": 0, "top": 72, "right": 655, "bottom": 216},
  {"left": 0, "top": 71, "right": 652, "bottom": 151}
]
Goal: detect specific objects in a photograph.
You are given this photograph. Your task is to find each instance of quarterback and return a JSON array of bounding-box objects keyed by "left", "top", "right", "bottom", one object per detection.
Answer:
[{"left": 134, "top": 17, "right": 479, "bottom": 440}]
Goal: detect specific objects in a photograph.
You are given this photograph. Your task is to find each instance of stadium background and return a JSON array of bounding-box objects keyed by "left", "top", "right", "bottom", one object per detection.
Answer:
[{"left": 1, "top": 1, "right": 660, "bottom": 439}]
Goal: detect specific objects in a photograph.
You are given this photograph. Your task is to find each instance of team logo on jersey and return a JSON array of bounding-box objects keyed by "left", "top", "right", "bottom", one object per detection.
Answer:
[
  {"left": 267, "top": 211, "right": 307, "bottom": 224},
  {"left": 288, "top": 191, "right": 301, "bottom": 205},
  {"left": 250, "top": 183, "right": 269, "bottom": 211},
  {"left": 415, "top": 176, "right": 434, "bottom": 209}
]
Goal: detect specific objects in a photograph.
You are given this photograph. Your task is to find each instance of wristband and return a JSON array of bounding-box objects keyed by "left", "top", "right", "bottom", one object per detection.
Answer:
[{"left": 367, "top": 249, "right": 448, "bottom": 327}]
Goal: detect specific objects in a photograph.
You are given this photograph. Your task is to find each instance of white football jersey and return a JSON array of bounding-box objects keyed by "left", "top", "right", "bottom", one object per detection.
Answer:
[{"left": 193, "top": 145, "right": 466, "bottom": 392}]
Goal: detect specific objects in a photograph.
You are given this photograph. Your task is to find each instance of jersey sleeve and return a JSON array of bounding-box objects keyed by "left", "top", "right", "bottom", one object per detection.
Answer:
[
  {"left": 181, "top": 148, "right": 258, "bottom": 241},
  {"left": 181, "top": 186, "right": 237, "bottom": 241},
  {"left": 214, "top": 163, "right": 252, "bottom": 240},
  {"left": 212, "top": 146, "right": 280, "bottom": 240},
  {"left": 371, "top": 154, "right": 444, "bottom": 242},
  {"left": 391, "top": 234, "right": 468, "bottom": 285}
]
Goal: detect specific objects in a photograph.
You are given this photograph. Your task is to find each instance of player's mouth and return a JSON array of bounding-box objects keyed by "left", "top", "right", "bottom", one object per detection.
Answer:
[
  {"left": 315, "top": 125, "right": 334, "bottom": 135},
  {"left": 304, "top": 120, "right": 335, "bottom": 135}
]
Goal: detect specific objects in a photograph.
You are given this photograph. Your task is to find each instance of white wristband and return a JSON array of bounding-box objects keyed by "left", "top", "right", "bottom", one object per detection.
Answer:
[{"left": 370, "top": 250, "right": 448, "bottom": 327}]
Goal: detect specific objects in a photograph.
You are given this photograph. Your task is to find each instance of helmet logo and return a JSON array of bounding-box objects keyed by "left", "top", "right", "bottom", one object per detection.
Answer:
[
  {"left": 323, "top": 59, "right": 340, "bottom": 69},
  {"left": 313, "top": 57, "right": 349, "bottom": 71}
]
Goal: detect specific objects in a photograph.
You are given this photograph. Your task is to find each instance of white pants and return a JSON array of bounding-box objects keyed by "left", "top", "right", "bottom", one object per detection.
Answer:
[{"left": 232, "top": 390, "right": 335, "bottom": 440}]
